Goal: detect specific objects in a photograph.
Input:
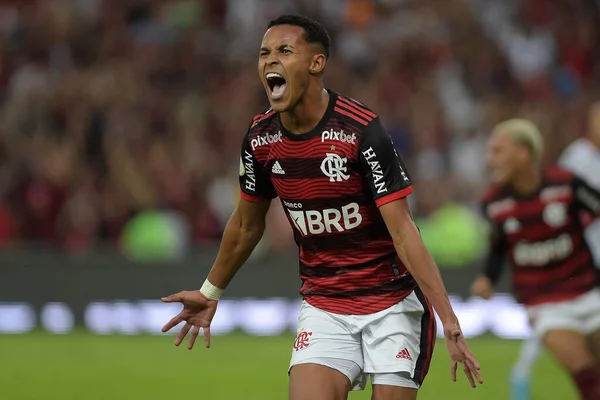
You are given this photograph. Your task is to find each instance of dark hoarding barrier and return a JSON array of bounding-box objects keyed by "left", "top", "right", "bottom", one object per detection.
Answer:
[{"left": 1, "top": 248, "right": 528, "bottom": 338}]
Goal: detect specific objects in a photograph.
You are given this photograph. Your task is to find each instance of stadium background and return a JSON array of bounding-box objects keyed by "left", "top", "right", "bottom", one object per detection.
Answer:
[{"left": 0, "top": 0, "right": 597, "bottom": 398}]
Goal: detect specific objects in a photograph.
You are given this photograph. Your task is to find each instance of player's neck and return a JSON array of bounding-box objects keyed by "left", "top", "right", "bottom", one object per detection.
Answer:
[
  {"left": 511, "top": 168, "right": 541, "bottom": 196},
  {"left": 280, "top": 87, "right": 329, "bottom": 134}
]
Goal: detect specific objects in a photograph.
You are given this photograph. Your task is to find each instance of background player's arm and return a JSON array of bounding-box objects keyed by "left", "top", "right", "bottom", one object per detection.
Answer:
[
  {"left": 357, "top": 118, "right": 457, "bottom": 324},
  {"left": 573, "top": 176, "right": 600, "bottom": 218},
  {"left": 472, "top": 214, "right": 506, "bottom": 300},
  {"left": 205, "top": 134, "right": 278, "bottom": 290},
  {"left": 482, "top": 219, "right": 506, "bottom": 284},
  {"left": 558, "top": 142, "right": 580, "bottom": 172}
]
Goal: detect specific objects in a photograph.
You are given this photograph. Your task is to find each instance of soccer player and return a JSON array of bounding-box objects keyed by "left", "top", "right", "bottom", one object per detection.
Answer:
[
  {"left": 160, "top": 14, "right": 482, "bottom": 400},
  {"left": 496, "top": 103, "right": 600, "bottom": 400},
  {"left": 471, "top": 119, "right": 600, "bottom": 400},
  {"left": 560, "top": 102, "right": 600, "bottom": 265}
]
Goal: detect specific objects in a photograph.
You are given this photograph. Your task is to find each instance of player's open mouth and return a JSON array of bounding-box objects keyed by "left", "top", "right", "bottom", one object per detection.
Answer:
[{"left": 265, "top": 73, "right": 287, "bottom": 100}]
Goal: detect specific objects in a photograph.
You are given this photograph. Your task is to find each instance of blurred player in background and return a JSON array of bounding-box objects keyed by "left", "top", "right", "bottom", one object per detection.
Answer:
[
  {"left": 491, "top": 102, "right": 600, "bottom": 400},
  {"left": 471, "top": 119, "right": 600, "bottom": 400},
  {"left": 160, "top": 14, "right": 482, "bottom": 400},
  {"left": 560, "top": 102, "right": 600, "bottom": 264}
]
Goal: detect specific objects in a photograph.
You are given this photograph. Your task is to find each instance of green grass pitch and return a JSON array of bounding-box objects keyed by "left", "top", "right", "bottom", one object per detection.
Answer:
[{"left": 0, "top": 332, "right": 576, "bottom": 399}]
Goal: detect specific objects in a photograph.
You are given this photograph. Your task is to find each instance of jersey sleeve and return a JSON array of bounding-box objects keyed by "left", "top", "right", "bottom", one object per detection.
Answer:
[
  {"left": 559, "top": 141, "right": 591, "bottom": 180},
  {"left": 481, "top": 203, "right": 506, "bottom": 284},
  {"left": 558, "top": 145, "right": 578, "bottom": 172},
  {"left": 572, "top": 176, "right": 600, "bottom": 217},
  {"left": 239, "top": 133, "right": 277, "bottom": 202},
  {"left": 357, "top": 118, "right": 413, "bottom": 207}
]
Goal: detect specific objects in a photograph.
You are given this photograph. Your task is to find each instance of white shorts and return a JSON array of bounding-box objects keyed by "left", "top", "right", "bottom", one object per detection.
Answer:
[
  {"left": 526, "top": 288, "right": 600, "bottom": 336},
  {"left": 289, "top": 289, "right": 436, "bottom": 391}
]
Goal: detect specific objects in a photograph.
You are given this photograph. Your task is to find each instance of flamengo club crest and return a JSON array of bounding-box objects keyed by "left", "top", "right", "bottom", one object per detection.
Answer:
[
  {"left": 320, "top": 153, "right": 350, "bottom": 182},
  {"left": 293, "top": 331, "right": 312, "bottom": 351}
]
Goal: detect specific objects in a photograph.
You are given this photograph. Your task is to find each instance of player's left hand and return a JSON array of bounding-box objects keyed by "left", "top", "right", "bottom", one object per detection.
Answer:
[
  {"left": 443, "top": 322, "right": 483, "bottom": 388},
  {"left": 160, "top": 290, "right": 218, "bottom": 350}
]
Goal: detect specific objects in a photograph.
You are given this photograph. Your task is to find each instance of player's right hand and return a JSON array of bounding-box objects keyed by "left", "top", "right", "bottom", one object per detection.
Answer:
[
  {"left": 160, "top": 291, "right": 218, "bottom": 350},
  {"left": 470, "top": 276, "right": 494, "bottom": 300}
]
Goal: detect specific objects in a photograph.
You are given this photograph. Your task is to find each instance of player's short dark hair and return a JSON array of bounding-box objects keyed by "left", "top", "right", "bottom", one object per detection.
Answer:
[{"left": 267, "top": 14, "right": 331, "bottom": 59}]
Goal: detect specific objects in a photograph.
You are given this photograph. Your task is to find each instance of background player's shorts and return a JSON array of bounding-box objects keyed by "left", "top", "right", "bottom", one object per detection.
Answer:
[
  {"left": 526, "top": 288, "right": 600, "bottom": 336},
  {"left": 288, "top": 288, "right": 436, "bottom": 391}
]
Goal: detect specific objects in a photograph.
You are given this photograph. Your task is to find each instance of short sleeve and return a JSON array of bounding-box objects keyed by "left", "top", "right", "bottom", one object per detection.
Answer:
[
  {"left": 357, "top": 118, "right": 413, "bottom": 207},
  {"left": 558, "top": 145, "right": 578, "bottom": 172},
  {"left": 239, "top": 134, "right": 277, "bottom": 201}
]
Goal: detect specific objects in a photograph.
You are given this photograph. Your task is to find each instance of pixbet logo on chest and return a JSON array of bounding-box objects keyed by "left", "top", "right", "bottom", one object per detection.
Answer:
[
  {"left": 321, "top": 129, "right": 357, "bottom": 144},
  {"left": 251, "top": 131, "right": 282, "bottom": 150}
]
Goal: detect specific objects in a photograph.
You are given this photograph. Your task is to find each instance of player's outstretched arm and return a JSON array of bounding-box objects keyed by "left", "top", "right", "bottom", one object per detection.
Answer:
[
  {"left": 379, "top": 199, "right": 483, "bottom": 387},
  {"left": 357, "top": 116, "right": 482, "bottom": 385},
  {"left": 207, "top": 198, "right": 271, "bottom": 288},
  {"left": 161, "top": 127, "right": 277, "bottom": 350},
  {"left": 160, "top": 197, "right": 271, "bottom": 350},
  {"left": 379, "top": 199, "right": 456, "bottom": 322}
]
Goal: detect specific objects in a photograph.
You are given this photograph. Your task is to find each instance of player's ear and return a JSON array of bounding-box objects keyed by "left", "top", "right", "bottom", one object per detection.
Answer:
[
  {"left": 517, "top": 145, "right": 531, "bottom": 165},
  {"left": 309, "top": 53, "right": 326, "bottom": 75}
]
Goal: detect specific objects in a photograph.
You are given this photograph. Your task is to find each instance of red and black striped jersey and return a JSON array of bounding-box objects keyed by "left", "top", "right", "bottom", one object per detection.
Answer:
[
  {"left": 482, "top": 167, "right": 600, "bottom": 306},
  {"left": 239, "top": 90, "right": 416, "bottom": 315}
]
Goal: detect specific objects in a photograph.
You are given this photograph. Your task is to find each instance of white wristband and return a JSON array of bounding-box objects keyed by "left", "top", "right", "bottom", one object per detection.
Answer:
[{"left": 200, "top": 279, "right": 224, "bottom": 301}]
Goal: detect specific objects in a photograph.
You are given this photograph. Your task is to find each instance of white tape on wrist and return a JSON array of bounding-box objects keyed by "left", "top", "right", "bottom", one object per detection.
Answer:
[{"left": 200, "top": 279, "right": 224, "bottom": 301}]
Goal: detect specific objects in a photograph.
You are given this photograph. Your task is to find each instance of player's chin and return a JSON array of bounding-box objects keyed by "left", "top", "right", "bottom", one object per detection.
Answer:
[
  {"left": 490, "top": 169, "right": 508, "bottom": 185},
  {"left": 266, "top": 94, "right": 292, "bottom": 113},
  {"left": 268, "top": 100, "right": 288, "bottom": 113}
]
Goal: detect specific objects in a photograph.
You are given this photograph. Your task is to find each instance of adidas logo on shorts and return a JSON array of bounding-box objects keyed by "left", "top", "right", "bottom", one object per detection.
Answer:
[{"left": 396, "top": 348, "right": 412, "bottom": 361}]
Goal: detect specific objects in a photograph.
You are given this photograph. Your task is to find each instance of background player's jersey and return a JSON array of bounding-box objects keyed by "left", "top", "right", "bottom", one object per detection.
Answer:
[
  {"left": 239, "top": 90, "right": 415, "bottom": 315},
  {"left": 482, "top": 167, "right": 600, "bottom": 306},
  {"left": 559, "top": 138, "right": 600, "bottom": 265}
]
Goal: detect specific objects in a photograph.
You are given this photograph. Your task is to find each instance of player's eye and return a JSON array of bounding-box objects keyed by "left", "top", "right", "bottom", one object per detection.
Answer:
[
  {"left": 280, "top": 49, "right": 291, "bottom": 54},
  {"left": 260, "top": 51, "right": 269, "bottom": 57}
]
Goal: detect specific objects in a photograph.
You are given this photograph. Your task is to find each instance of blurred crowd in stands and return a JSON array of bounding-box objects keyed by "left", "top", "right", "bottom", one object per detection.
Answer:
[{"left": 0, "top": 0, "right": 598, "bottom": 258}]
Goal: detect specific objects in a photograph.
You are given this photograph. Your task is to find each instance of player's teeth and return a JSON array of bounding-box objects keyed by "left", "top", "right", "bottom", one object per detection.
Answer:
[{"left": 266, "top": 73, "right": 283, "bottom": 79}]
